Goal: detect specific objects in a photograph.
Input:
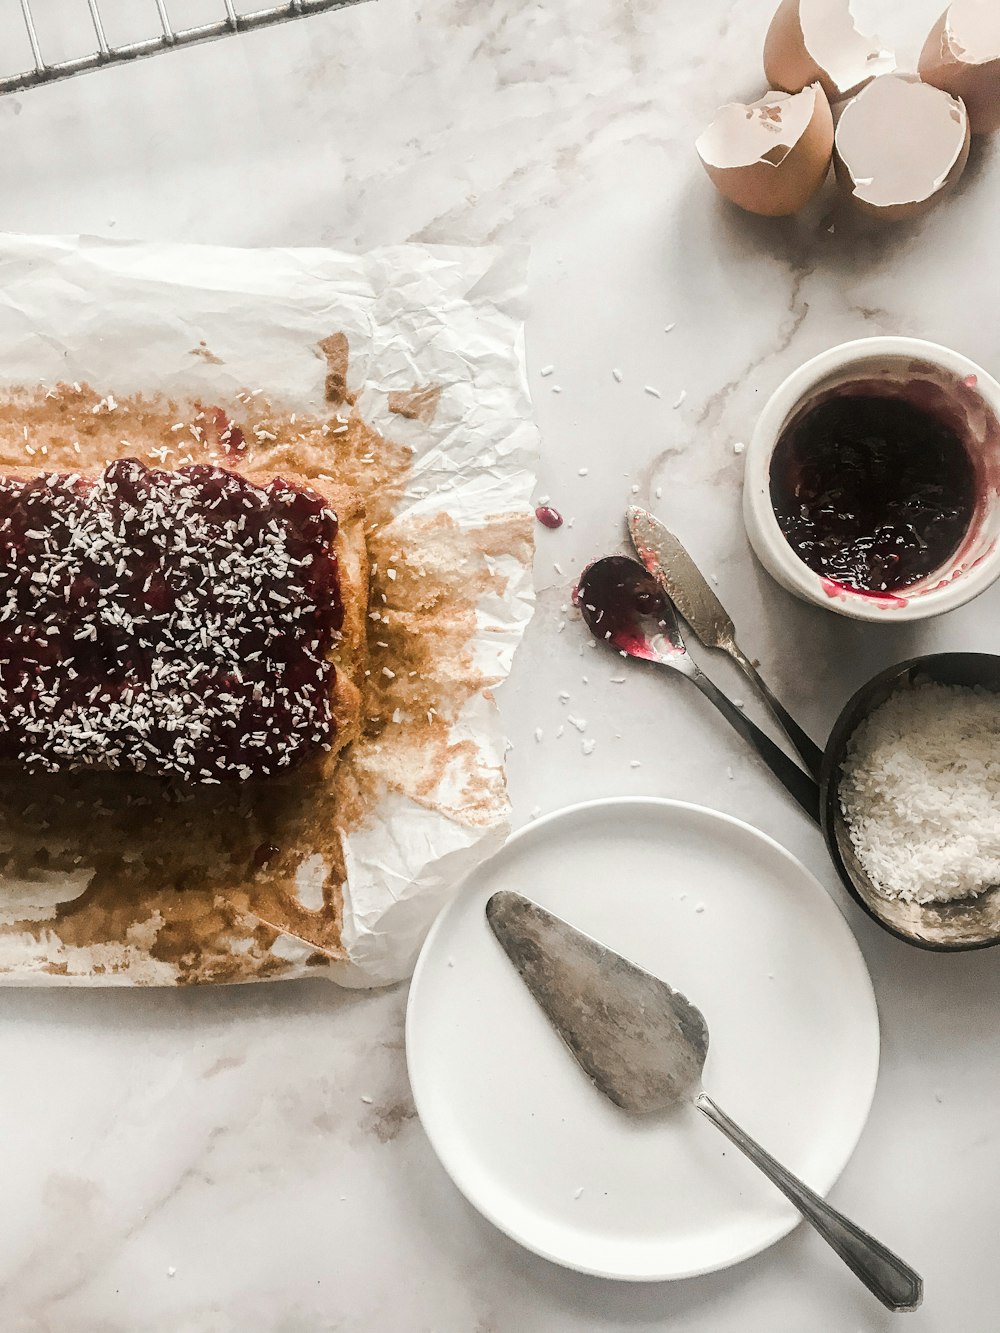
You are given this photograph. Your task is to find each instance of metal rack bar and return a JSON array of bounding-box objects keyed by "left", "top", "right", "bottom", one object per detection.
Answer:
[
  {"left": 86, "top": 0, "right": 110, "bottom": 57},
  {"left": 1, "top": 0, "right": 363, "bottom": 95}
]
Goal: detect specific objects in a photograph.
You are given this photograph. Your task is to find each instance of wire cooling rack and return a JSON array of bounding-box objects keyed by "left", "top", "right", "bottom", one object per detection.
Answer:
[{"left": 1, "top": 0, "right": 364, "bottom": 95}]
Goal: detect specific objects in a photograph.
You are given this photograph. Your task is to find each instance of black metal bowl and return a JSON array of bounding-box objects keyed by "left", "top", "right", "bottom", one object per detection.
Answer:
[{"left": 821, "top": 652, "right": 1000, "bottom": 952}]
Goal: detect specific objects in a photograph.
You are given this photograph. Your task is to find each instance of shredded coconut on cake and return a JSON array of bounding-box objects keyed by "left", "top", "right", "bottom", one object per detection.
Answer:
[{"left": 839, "top": 680, "right": 1000, "bottom": 904}]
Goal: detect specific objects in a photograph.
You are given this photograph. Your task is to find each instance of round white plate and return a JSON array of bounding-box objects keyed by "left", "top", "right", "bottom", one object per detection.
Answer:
[{"left": 406, "top": 798, "right": 880, "bottom": 1282}]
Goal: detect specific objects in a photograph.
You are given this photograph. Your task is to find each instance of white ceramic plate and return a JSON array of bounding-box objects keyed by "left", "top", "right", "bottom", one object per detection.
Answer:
[{"left": 405, "top": 799, "right": 880, "bottom": 1282}]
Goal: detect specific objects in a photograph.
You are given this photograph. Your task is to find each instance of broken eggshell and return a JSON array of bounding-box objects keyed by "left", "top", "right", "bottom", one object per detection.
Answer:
[
  {"left": 696, "top": 83, "right": 834, "bottom": 217},
  {"left": 764, "top": 0, "right": 895, "bottom": 102},
  {"left": 833, "top": 73, "right": 970, "bottom": 221},
  {"left": 919, "top": 1, "right": 1000, "bottom": 135}
]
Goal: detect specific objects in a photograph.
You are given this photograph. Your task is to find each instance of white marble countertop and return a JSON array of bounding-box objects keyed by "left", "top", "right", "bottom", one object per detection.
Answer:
[{"left": 0, "top": 0, "right": 997, "bottom": 1328}]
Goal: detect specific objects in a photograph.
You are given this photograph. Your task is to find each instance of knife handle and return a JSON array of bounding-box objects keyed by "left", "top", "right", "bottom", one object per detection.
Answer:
[
  {"left": 696, "top": 1093, "right": 923, "bottom": 1313},
  {"left": 728, "top": 646, "right": 825, "bottom": 781},
  {"left": 688, "top": 668, "right": 821, "bottom": 824}
]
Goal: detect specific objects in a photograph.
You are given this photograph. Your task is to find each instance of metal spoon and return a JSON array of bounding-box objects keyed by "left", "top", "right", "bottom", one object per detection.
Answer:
[{"left": 576, "top": 556, "right": 820, "bottom": 822}]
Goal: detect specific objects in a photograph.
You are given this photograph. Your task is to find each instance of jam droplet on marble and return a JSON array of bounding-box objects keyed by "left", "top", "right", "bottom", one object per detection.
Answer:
[{"left": 535, "top": 505, "right": 563, "bottom": 529}]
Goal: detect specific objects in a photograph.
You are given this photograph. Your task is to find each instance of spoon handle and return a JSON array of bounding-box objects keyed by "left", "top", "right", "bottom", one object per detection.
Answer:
[
  {"left": 728, "top": 645, "right": 825, "bottom": 781},
  {"left": 695, "top": 1093, "right": 923, "bottom": 1313},
  {"left": 688, "top": 668, "right": 820, "bottom": 823}
]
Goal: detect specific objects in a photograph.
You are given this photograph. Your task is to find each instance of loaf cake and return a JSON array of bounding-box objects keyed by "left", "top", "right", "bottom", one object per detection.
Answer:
[{"left": 0, "top": 458, "right": 367, "bottom": 782}]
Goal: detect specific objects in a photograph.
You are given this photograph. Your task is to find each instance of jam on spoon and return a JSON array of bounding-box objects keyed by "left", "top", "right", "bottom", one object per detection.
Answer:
[{"left": 769, "top": 392, "right": 977, "bottom": 595}]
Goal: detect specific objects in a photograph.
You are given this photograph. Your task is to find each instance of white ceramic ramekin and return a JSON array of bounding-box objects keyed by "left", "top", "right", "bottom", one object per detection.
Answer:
[{"left": 743, "top": 337, "right": 1000, "bottom": 622}]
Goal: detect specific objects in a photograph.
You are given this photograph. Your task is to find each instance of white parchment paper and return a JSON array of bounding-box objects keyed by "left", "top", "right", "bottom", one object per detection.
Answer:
[{"left": 0, "top": 234, "right": 537, "bottom": 987}]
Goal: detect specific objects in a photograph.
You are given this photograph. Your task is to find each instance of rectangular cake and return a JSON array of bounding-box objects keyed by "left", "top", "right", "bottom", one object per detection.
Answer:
[{"left": 0, "top": 459, "right": 367, "bottom": 781}]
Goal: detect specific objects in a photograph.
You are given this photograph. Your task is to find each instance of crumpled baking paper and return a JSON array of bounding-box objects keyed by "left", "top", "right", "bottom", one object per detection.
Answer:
[{"left": 0, "top": 233, "right": 537, "bottom": 987}]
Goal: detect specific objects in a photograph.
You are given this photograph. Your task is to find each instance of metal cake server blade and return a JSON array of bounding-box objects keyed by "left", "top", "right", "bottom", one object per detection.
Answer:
[
  {"left": 485, "top": 891, "right": 922, "bottom": 1313},
  {"left": 486, "top": 887, "right": 708, "bottom": 1114},
  {"left": 626, "top": 506, "right": 823, "bottom": 779}
]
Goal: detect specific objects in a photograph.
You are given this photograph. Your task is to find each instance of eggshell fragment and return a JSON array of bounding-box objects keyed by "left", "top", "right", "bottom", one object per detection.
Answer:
[
  {"left": 696, "top": 84, "right": 834, "bottom": 217},
  {"left": 765, "top": 0, "right": 895, "bottom": 101},
  {"left": 919, "top": 1, "right": 1000, "bottom": 135},
  {"left": 833, "top": 73, "right": 970, "bottom": 220}
]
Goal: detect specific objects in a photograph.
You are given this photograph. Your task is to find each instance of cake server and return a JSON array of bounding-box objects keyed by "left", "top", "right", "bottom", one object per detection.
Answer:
[
  {"left": 486, "top": 890, "right": 924, "bottom": 1314},
  {"left": 627, "top": 506, "right": 823, "bottom": 779}
]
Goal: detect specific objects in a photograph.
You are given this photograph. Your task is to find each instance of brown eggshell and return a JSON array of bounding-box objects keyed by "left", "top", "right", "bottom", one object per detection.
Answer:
[
  {"left": 764, "top": 0, "right": 894, "bottom": 101},
  {"left": 696, "top": 84, "right": 834, "bottom": 217},
  {"left": 919, "top": 2, "right": 1000, "bottom": 135},
  {"left": 833, "top": 73, "right": 971, "bottom": 221}
]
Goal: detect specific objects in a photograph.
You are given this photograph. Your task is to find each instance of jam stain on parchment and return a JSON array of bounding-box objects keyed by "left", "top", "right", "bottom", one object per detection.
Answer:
[{"left": 0, "top": 363, "right": 527, "bottom": 984}]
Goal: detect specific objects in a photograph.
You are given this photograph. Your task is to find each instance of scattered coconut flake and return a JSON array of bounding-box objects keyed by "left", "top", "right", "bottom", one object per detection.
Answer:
[
  {"left": 644, "top": 386, "right": 661, "bottom": 398},
  {"left": 733, "top": 441, "right": 745, "bottom": 454},
  {"left": 630, "top": 759, "right": 641, "bottom": 768},
  {"left": 664, "top": 323, "right": 676, "bottom": 333},
  {"left": 578, "top": 467, "right": 589, "bottom": 477},
  {"left": 552, "top": 385, "right": 563, "bottom": 394},
  {"left": 361, "top": 1095, "right": 374, "bottom": 1105},
  {"left": 574, "top": 1186, "right": 584, "bottom": 1200},
  {"left": 568, "top": 715, "right": 587, "bottom": 732},
  {"left": 534, "top": 728, "right": 544, "bottom": 742},
  {"left": 540, "top": 365, "right": 555, "bottom": 377},
  {"left": 673, "top": 390, "right": 687, "bottom": 409},
  {"left": 612, "top": 368, "right": 624, "bottom": 382}
]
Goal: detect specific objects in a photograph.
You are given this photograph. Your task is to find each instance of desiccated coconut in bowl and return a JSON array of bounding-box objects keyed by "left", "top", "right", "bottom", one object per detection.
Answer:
[{"left": 839, "top": 679, "right": 1000, "bottom": 904}]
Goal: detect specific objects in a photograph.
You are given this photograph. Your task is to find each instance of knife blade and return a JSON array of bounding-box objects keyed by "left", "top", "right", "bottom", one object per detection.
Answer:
[
  {"left": 627, "top": 505, "right": 735, "bottom": 651},
  {"left": 627, "top": 504, "right": 825, "bottom": 779},
  {"left": 485, "top": 889, "right": 708, "bottom": 1115}
]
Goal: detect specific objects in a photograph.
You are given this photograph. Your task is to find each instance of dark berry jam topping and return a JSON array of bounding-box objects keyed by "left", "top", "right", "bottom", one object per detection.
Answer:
[
  {"left": 769, "top": 393, "right": 977, "bottom": 594},
  {"left": 0, "top": 459, "right": 343, "bottom": 781}
]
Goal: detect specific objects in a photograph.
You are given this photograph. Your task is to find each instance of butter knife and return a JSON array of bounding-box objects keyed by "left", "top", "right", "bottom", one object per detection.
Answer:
[{"left": 627, "top": 506, "right": 823, "bottom": 779}]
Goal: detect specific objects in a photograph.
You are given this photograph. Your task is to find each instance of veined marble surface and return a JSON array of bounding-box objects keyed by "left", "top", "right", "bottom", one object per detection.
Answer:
[{"left": 0, "top": 0, "right": 997, "bottom": 1329}]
